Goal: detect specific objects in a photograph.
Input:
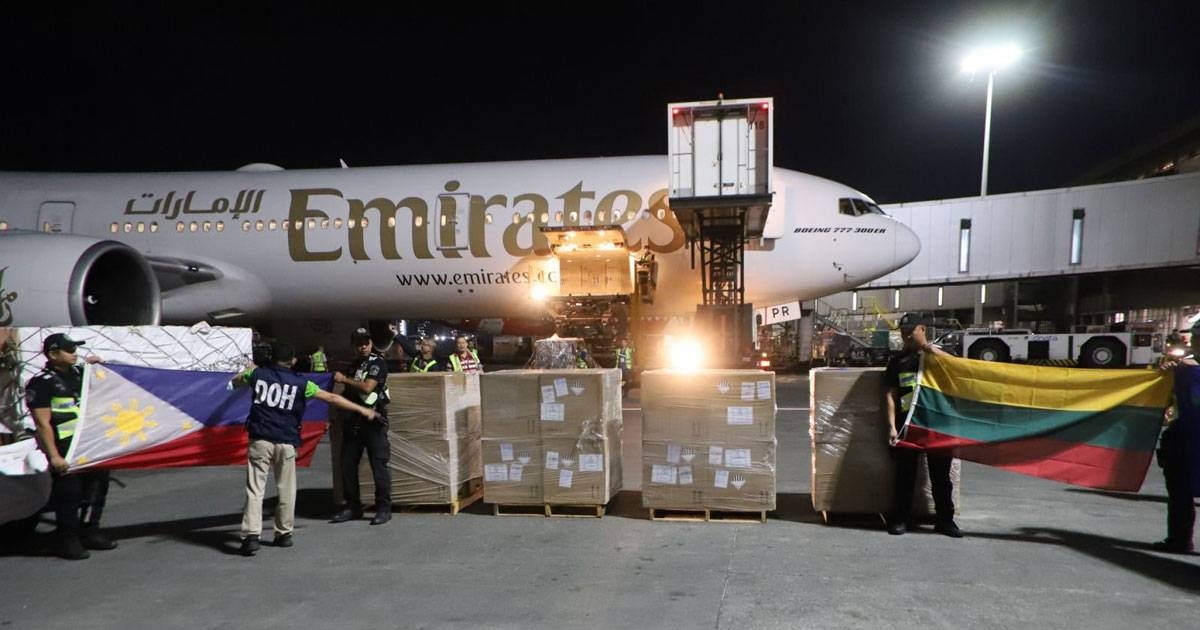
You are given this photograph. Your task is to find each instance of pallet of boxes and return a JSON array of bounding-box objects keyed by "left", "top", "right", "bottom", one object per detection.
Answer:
[
  {"left": 357, "top": 372, "right": 483, "bottom": 515},
  {"left": 809, "top": 368, "right": 960, "bottom": 523},
  {"left": 642, "top": 369, "right": 777, "bottom": 523},
  {"left": 480, "top": 369, "right": 622, "bottom": 517}
]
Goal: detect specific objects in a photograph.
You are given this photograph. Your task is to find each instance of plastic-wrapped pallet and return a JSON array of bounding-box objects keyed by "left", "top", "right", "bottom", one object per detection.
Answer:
[
  {"left": 531, "top": 336, "right": 585, "bottom": 369},
  {"left": 641, "top": 369, "right": 777, "bottom": 512},
  {"left": 0, "top": 325, "right": 251, "bottom": 435},
  {"left": 809, "top": 368, "right": 961, "bottom": 516},
  {"left": 480, "top": 369, "right": 622, "bottom": 506},
  {"left": 357, "top": 372, "right": 482, "bottom": 506}
]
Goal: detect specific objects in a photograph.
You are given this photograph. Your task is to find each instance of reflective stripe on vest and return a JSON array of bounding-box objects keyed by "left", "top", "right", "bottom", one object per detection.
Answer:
[
  {"left": 617, "top": 348, "right": 633, "bottom": 368},
  {"left": 898, "top": 372, "right": 917, "bottom": 412},
  {"left": 450, "top": 350, "right": 480, "bottom": 373},
  {"left": 50, "top": 396, "right": 80, "bottom": 440},
  {"left": 310, "top": 352, "right": 327, "bottom": 372},
  {"left": 411, "top": 358, "right": 438, "bottom": 372}
]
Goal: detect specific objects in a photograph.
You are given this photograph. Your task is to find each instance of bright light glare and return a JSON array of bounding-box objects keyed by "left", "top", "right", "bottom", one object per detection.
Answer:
[
  {"left": 961, "top": 43, "right": 1022, "bottom": 73},
  {"left": 667, "top": 338, "right": 705, "bottom": 371},
  {"left": 531, "top": 285, "right": 550, "bottom": 301}
]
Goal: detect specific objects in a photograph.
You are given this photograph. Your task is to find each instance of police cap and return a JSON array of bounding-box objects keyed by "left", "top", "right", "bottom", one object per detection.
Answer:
[{"left": 42, "top": 333, "right": 86, "bottom": 355}]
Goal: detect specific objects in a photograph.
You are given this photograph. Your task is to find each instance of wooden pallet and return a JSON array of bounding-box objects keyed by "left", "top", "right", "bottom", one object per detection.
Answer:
[
  {"left": 492, "top": 503, "right": 550, "bottom": 517},
  {"left": 648, "top": 507, "right": 767, "bottom": 524},
  {"left": 392, "top": 479, "right": 483, "bottom": 516},
  {"left": 491, "top": 503, "right": 607, "bottom": 518},
  {"left": 546, "top": 503, "right": 605, "bottom": 518}
]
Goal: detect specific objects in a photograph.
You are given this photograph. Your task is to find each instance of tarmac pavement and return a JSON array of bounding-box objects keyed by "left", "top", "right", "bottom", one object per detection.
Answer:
[{"left": 1, "top": 373, "right": 1196, "bottom": 629}]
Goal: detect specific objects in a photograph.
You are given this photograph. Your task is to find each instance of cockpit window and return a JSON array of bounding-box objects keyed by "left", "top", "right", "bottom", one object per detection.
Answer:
[
  {"left": 853, "top": 199, "right": 887, "bottom": 216},
  {"left": 839, "top": 198, "right": 886, "bottom": 216}
]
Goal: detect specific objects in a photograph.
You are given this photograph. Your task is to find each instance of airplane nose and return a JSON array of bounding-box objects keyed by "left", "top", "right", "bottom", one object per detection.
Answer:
[{"left": 894, "top": 221, "right": 920, "bottom": 267}]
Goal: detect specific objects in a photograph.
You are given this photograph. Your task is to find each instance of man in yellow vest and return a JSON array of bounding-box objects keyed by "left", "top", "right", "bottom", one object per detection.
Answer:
[
  {"left": 410, "top": 338, "right": 444, "bottom": 372},
  {"left": 616, "top": 338, "right": 634, "bottom": 389},
  {"left": 448, "top": 335, "right": 482, "bottom": 374},
  {"left": 24, "top": 333, "right": 114, "bottom": 560},
  {"left": 309, "top": 345, "right": 327, "bottom": 372}
]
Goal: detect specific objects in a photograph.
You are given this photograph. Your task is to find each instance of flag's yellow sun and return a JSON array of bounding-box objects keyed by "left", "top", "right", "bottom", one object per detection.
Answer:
[{"left": 101, "top": 399, "right": 159, "bottom": 446}]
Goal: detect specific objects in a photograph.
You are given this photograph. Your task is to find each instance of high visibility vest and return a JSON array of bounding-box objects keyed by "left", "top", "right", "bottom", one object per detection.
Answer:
[
  {"left": 41, "top": 368, "right": 82, "bottom": 441},
  {"left": 616, "top": 347, "right": 633, "bottom": 369},
  {"left": 577, "top": 357, "right": 589, "bottom": 369},
  {"left": 310, "top": 351, "right": 327, "bottom": 372},
  {"left": 449, "top": 350, "right": 481, "bottom": 373},
  {"left": 411, "top": 356, "right": 439, "bottom": 372}
]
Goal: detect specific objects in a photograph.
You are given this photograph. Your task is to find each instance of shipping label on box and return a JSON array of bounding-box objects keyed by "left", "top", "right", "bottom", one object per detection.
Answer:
[
  {"left": 642, "top": 370, "right": 776, "bottom": 441},
  {"left": 542, "top": 435, "right": 618, "bottom": 505},
  {"left": 482, "top": 437, "right": 543, "bottom": 505}
]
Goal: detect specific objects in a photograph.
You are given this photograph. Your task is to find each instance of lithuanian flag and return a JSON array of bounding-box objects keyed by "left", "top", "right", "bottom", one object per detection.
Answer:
[{"left": 899, "top": 353, "right": 1173, "bottom": 491}]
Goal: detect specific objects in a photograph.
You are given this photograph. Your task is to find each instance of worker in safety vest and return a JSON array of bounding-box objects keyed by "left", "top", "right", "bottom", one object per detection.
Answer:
[
  {"left": 309, "top": 346, "right": 327, "bottom": 372},
  {"left": 24, "top": 333, "right": 114, "bottom": 560},
  {"left": 616, "top": 338, "right": 634, "bottom": 385},
  {"left": 410, "top": 338, "right": 444, "bottom": 372},
  {"left": 449, "top": 335, "right": 482, "bottom": 373}
]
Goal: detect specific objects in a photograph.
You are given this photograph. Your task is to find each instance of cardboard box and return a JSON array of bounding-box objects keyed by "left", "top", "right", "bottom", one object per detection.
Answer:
[
  {"left": 481, "top": 371, "right": 542, "bottom": 438},
  {"left": 386, "top": 372, "right": 481, "bottom": 439},
  {"left": 481, "top": 437, "right": 543, "bottom": 505},
  {"left": 358, "top": 433, "right": 481, "bottom": 505},
  {"left": 541, "top": 435, "right": 622, "bottom": 505},
  {"left": 809, "top": 368, "right": 961, "bottom": 516},
  {"left": 642, "top": 439, "right": 776, "bottom": 511},
  {"left": 642, "top": 370, "right": 776, "bottom": 442},
  {"left": 536, "top": 369, "right": 621, "bottom": 439}
]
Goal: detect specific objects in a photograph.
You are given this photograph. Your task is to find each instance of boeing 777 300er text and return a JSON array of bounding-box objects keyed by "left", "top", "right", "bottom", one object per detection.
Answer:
[{"left": 0, "top": 157, "right": 919, "bottom": 340}]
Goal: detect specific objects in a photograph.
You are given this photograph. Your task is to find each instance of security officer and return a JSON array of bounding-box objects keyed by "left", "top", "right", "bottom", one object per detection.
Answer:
[
  {"left": 884, "top": 323, "right": 961, "bottom": 538},
  {"left": 449, "top": 335, "right": 482, "bottom": 373},
  {"left": 1154, "top": 321, "right": 1200, "bottom": 553},
  {"left": 231, "top": 341, "right": 381, "bottom": 556},
  {"left": 409, "top": 338, "right": 444, "bottom": 372},
  {"left": 331, "top": 328, "right": 393, "bottom": 525},
  {"left": 309, "top": 345, "right": 327, "bottom": 372},
  {"left": 24, "top": 333, "right": 115, "bottom": 560}
]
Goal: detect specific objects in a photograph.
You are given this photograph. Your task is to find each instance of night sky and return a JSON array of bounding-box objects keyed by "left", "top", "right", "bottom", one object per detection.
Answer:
[{"left": 3, "top": 2, "right": 1199, "bottom": 203}]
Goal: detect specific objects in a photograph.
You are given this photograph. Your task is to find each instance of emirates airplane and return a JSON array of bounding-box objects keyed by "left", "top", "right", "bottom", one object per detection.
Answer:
[{"left": 0, "top": 156, "right": 918, "bottom": 339}]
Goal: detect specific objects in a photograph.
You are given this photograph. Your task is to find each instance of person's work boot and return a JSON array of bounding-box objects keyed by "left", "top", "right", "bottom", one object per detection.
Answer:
[
  {"left": 1151, "top": 539, "right": 1195, "bottom": 554},
  {"left": 273, "top": 533, "right": 293, "bottom": 548},
  {"left": 886, "top": 519, "right": 907, "bottom": 536},
  {"left": 370, "top": 508, "right": 392, "bottom": 526},
  {"left": 58, "top": 535, "right": 91, "bottom": 560},
  {"left": 935, "top": 519, "right": 964, "bottom": 538},
  {"left": 239, "top": 535, "right": 260, "bottom": 557},
  {"left": 80, "top": 526, "right": 117, "bottom": 551},
  {"left": 330, "top": 507, "right": 363, "bottom": 523}
]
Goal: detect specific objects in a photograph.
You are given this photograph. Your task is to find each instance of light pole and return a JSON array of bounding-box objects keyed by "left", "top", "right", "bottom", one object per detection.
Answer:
[{"left": 962, "top": 44, "right": 1022, "bottom": 197}]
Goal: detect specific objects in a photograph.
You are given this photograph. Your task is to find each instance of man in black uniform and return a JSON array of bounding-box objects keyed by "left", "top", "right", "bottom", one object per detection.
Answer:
[
  {"left": 1154, "top": 322, "right": 1200, "bottom": 553},
  {"left": 331, "top": 328, "right": 393, "bottom": 525},
  {"left": 884, "top": 323, "right": 962, "bottom": 538},
  {"left": 409, "top": 337, "right": 444, "bottom": 373},
  {"left": 24, "top": 333, "right": 116, "bottom": 560}
]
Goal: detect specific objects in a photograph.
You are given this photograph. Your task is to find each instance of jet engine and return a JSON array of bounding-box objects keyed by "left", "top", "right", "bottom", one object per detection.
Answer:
[{"left": 0, "top": 233, "right": 160, "bottom": 326}]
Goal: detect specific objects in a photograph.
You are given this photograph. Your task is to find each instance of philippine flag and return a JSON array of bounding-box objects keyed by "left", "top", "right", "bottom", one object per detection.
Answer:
[{"left": 66, "top": 364, "right": 331, "bottom": 471}]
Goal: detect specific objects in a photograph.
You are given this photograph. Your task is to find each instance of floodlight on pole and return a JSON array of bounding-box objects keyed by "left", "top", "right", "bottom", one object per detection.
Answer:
[{"left": 962, "top": 43, "right": 1022, "bottom": 197}]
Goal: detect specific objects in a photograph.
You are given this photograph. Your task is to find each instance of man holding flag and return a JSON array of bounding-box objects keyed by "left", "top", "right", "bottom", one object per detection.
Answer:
[
  {"left": 230, "top": 341, "right": 382, "bottom": 557},
  {"left": 1155, "top": 322, "right": 1199, "bottom": 554},
  {"left": 25, "top": 333, "right": 114, "bottom": 560},
  {"left": 885, "top": 324, "right": 962, "bottom": 538}
]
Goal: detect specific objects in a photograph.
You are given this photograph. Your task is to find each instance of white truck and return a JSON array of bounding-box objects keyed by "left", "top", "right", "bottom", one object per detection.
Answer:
[{"left": 934, "top": 328, "right": 1163, "bottom": 368}]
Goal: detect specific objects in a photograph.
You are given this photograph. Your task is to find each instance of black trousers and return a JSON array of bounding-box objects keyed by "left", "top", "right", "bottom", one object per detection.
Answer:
[
  {"left": 891, "top": 448, "right": 955, "bottom": 522},
  {"left": 1158, "top": 435, "right": 1195, "bottom": 546},
  {"left": 50, "top": 437, "right": 111, "bottom": 534},
  {"left": 340, "top": 419, "right": 391, "bottom": 511}
]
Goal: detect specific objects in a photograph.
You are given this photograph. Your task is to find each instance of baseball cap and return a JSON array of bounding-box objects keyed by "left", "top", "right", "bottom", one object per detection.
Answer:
[
  {"left": 351, "top": 327, "right": 372, "bottom": 343},
  {"left": 43, "top": 333, "right": 85, "bottom": 354}
]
